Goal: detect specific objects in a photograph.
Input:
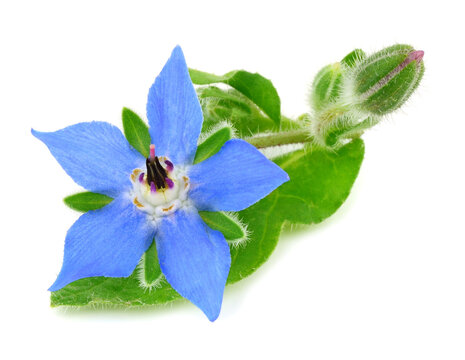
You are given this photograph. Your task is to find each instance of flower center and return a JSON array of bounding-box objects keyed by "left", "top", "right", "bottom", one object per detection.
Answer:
[{"left": 130, "top": 144, "right": 190, "bottom": 218}]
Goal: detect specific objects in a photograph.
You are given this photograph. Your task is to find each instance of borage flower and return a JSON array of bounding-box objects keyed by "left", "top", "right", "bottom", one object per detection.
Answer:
[{"left": 32, "top": 46, "right": 289, "bottom": 321}]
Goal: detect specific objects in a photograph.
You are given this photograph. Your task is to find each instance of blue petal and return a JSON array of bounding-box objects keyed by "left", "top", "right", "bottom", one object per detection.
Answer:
[
  {"left": 146, "top": 46, "right": 203, "bottom": 165},
  {"left": 49, "top": 195, "right": 155, "bottom": 291},
  {"left": 156, "top": 207, "right": 231, "bottom": 321},
  {"left": 188, "top": 139, "right": 290, "bottom": 211},
  {"left": 32, "top": 122, "right": 144, "bottom": 197}
]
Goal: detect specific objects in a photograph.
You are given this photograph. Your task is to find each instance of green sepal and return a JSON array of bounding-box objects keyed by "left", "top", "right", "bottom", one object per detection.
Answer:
[
  {"left": 199, "top": 211, "right": 246, "bottom": 242},
  {"left": 52, "top": 140, "right": 364, "bottom": 307},
  {"left": 340, "top": 48, "right": 366, "bottom": 68},
  {"left": 136, "top": 240, "right": 163, "bottom": 289},
  {"left": 322, "top": 115, "right": 379, "bottom": 148},
  {"left": 189, "top": 69, "right": 281, "bottom": 126},
  {"left": 122, "top": 107, "right": 151, "bottom": 158},
  {"left": 63, "top": 192, "right": 113, "bottom": 212},
  {"left": 194, "top": 124, "right": 234, "bottom": 164}
]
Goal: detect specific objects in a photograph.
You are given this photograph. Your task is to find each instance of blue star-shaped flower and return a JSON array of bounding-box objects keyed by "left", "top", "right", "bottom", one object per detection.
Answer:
[{"left": 32, "top": 46, "right": 289, "bottom": 321}]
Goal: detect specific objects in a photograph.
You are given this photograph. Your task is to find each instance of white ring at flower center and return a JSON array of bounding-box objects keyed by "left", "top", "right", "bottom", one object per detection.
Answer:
[{"left": 130, "top": 166, "right": 190, "bottom": 218}]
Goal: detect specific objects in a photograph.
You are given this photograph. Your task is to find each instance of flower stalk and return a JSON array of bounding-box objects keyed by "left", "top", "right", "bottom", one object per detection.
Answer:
[{"left": 245, "top": 128, "right": 312, "bottom": 148}]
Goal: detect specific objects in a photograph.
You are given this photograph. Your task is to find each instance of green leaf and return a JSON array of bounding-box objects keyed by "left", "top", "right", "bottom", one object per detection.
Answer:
[
  {"left": 122, "top": 107, "right": 151, "bottom": 158},
  {"left": 341, "top": 48, "right": 366, "bottom": 68},
  {"left": 199, "top": 211, "right": 246, "bottom": 242},
  {"left": 194, "top": 124, "right": 234, "bottom": 164},
  {"left": 198, "top": 86, "right": 300, "bottom": 137},
  {"left": 63, "top": 192, "right": 113, "bottom": 212},
  {"left": 228, "top": 139, "right": 365, "bottom": 282},
  {"left": 137, "top": 240, "right": 163, "bottom": 289},
  {"left": 50, "top": 271, "right": 180, "bottom": 307},
  {"left": 190, "top": 69, "right": 281, "bottom": 126},
  {"left": 52, "top": 140, "right": 364, "bottom": 307}
]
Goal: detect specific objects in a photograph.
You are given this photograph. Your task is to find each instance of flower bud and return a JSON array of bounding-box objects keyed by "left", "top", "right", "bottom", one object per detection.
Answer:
[
  {"left": 310, "top": 63, "right": 342, "bottom": 112},
  {"left": 311, "top": 49, "right": 366, "bottom": 112},
  {"left": 347, "top": 44, "right": 424, "bottom": 115}
]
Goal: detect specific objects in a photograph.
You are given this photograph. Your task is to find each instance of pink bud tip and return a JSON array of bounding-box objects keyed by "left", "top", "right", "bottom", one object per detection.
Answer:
[
  {"left": 165, "top": 177, "right": 174, "bottom": 189},
  {"left": 139, "top": 172, "right": 145, "bottom": 183},
  {"left": 150, "top": 144, "right": 155, "bottom": 161},
  {"left": 407, "top": 50, "right": 424, "bottom": 63},
  {"left": 150, "top": 182, "right": 156, "bottom": 193}
]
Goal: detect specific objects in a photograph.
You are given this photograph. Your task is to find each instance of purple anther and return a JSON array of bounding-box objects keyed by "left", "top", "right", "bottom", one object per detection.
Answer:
[
  {"left": 139, "top": 172, "right": 145, "bottom": 183},
  {"left": 165, "top": 177, "right": 174, "bottom": 189},
  {"left": 165, "top": 160, "right": 174, "bottom": 172},
  {"left": 150, "top": 181, "right": 157, "bottom": 193}
]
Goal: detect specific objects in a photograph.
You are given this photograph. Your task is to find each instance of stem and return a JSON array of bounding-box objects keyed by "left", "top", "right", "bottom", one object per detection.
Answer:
[{"left": 245, "top": 129, "right": 312, "bottom": 149}]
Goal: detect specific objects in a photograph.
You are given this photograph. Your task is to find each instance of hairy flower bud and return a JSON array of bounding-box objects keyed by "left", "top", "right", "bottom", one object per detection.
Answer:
[
  {"left": 345, "top": 44, "right": 424, "bottom": 115},
  {"left": 311, "top": 63, "right": 343, "bottom": 112},
  {"left": 311, "top": 49, "right": 366, "bottom": 112}
]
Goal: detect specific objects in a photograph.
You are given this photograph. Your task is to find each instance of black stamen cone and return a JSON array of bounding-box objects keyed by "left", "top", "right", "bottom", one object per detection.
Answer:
[{"left": 146, "top": 156, "right": 168, "bottom": 189}]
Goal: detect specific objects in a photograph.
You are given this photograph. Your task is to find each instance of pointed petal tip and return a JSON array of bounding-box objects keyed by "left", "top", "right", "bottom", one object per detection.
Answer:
[
  {"left": 206, "top": 309, "right": 220, "bottom": 322},
  {"left": 284, "top": 172, "right": 291, "bottom": 182},
  {"left": 274, "top": 166, "right": 290, "bottom": 187},
  {"left": 31, "top": 128, "right": 49, "bottom": 143},
  {"left": 156, "top": 209, "right": 229, "bottom": 322},
  {"left": 194, "top": 294, "right": 223, "bottom": 322},
  {"left": 171, "top": 45, "right": 185, "bottom": 59},
  {"left": 147, "top": 44, "right": 202, "bottom": 165},
  {"left": 31, "top": 127, "right": 40, "bottom": 138},
  {"left": 189, "top": 139, "right": 291, "bottom": 212}
]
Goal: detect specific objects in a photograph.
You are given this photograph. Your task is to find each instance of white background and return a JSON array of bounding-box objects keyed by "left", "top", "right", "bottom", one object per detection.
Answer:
[{"left": 1, "top": 1, "right": 464, "bottom": 359}]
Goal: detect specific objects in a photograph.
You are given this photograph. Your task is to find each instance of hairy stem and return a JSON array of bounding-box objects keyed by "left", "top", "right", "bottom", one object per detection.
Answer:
[{"left": 245, "top": 129, "right": 312, "bottom": 149}]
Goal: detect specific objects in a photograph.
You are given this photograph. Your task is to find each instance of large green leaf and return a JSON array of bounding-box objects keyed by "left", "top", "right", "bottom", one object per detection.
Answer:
[
  {"left": 189, "top": 69, "right": 281, "bottom": 125},
  {"left": 228, "top": 139, "right": 365, "bottom": 282},
  {"left": 51, "top": 140, "right": 364, "bottom": 307}
]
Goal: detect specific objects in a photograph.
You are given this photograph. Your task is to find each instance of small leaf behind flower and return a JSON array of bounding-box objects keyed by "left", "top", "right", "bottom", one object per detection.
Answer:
[
  {"left": 63, "top": 192, "right": 113, "bottom": 212},
  {"left": 199, "top": 211, "right": 246, "bottom": 241},
  {"left": 194, "top": 125, "right": 234, "bottom": 164},
  {"left": 189, "top": 69, "right": 281, "bottom": 126},
  {"left": 137, "top": 240, "right": 163, "bottom": 289},
  {"left": 122, "top": 107, "right": 151, "bottom": 158}
]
